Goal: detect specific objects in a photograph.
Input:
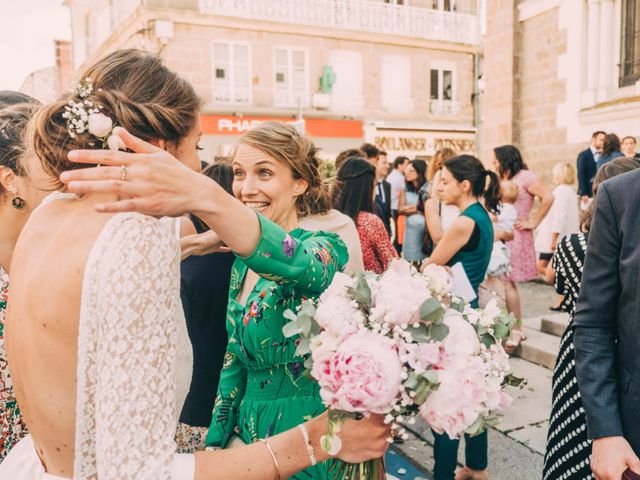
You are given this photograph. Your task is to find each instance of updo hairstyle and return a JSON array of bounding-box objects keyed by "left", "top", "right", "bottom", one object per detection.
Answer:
[
  {"left": 239, "top": 121, "right": 331, "bottom": 217},
  {"left": 31, "top": 49, "right": 201, "bottom": 188}
]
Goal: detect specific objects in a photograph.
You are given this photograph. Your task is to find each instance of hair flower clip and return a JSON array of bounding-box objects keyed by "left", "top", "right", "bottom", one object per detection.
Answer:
[{"left": 62, "top": 78, "right": 123, "bottom": 150}]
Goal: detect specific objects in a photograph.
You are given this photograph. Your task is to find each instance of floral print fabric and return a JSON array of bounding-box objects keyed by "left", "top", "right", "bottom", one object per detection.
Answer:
[{"left": 0, "top": 265, "right": 27, "bottom": 461}]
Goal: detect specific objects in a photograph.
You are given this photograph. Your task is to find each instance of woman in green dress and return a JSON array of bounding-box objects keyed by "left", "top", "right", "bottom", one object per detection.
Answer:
[
  {"left": 200, "top": 123, "right": 348, "bottom": 478},
  {"left": 422, "top": 155, "right": 501, "bottom": 480}
]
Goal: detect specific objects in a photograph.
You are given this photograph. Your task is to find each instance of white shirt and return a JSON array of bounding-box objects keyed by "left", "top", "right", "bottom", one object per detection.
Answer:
[
  {"left": 386, "top": 169, "right": 405, "bottom": 211},
  {"left": 535, "top": 184, "right": 580, "bottom": 254},
  {"left": 300, "top": 209, "right": 365, "bottom": 274},
  {"left": 495, "top": 203, "right": 517, "bottom": 232}
]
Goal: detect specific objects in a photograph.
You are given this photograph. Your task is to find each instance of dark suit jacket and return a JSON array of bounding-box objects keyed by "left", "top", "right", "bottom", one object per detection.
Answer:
[
  {"left": 576, "top": 148, "right": 597, "bottom": 197},
  {"left": 574, "top": 169, "right": 640, "bottom": 453},
  {"left": 375, "top": 180, "right": 392, "bottom": 236}
]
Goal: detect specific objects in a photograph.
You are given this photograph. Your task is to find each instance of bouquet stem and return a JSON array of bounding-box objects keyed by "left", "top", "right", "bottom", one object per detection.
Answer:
[{"left": 332, "top": 457, "right": 386, "bottom": 480}]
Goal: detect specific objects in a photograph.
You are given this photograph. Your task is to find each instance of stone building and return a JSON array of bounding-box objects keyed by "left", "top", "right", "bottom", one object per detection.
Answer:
[
  {"left": 63, "top": 0, "right": 482, "bottom": 163},
  {"left": 20, "top": 40, "right": 73, "bottom": 104},
  {"left": 481, "top": 0, "right": 640, "bottom": 177}
]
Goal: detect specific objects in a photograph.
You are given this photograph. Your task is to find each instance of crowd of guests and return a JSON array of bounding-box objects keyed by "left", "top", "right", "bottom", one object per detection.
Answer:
[{"left": 1, "top": 47, "right": 640, "bottom": 480}]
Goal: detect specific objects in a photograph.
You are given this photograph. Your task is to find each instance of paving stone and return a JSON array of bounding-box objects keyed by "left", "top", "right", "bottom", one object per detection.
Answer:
[{"left": 507, "top": 421, "right": 549, "bottom": 455}]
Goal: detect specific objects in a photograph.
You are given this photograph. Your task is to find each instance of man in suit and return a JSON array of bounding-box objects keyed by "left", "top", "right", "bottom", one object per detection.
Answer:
[
  {"left": 574, "top": 166, "right": 640, "bottom": 479},
  {"left": 361, "top": 143, "right": 392, "bottom": 236},
  {"left": 576, "top": 131, "right": 605, "bottom": 209}
]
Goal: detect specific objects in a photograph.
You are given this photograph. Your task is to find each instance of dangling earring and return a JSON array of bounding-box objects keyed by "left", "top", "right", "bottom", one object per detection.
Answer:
[{"left": 7, "top": 185, "right": 26, "bottom": 211}]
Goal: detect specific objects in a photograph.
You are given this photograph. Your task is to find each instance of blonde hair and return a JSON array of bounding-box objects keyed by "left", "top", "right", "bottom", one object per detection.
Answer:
[
  {"left": 427, "top": 148, "right": 456, "bottom": 181},
  {"left": 30, "top": 49, "right": 201, "bottom": 189},
  {"left": 552, "top": 162, "right": 576, "bottom": 185},
  {"left": 239, "top": 122, "right": 331, "bottom": 216},
  {"left": 500, "top": 179, "right": 519, "bottom": 204}
]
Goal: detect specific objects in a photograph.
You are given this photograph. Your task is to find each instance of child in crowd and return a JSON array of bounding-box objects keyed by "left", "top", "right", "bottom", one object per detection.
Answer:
[{"left": 480, "top": 180, "right": 518, "bottom": 308}]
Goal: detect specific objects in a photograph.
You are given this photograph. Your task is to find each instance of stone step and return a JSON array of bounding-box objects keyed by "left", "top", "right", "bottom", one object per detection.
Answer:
[
  {"left": 522, "top": 312, "right": 570, "bottom": 337},
  {"left": 513, "top": 326, "right": 560, "bottom": 370}
]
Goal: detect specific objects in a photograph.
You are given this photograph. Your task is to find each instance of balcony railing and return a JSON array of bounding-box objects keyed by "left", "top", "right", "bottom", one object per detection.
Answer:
[
  {"left": 199, "top": 0, "right": 478, "bottom": 45},
  {"left": 429, "top": 99, "right": 461, "bottom": 116}
]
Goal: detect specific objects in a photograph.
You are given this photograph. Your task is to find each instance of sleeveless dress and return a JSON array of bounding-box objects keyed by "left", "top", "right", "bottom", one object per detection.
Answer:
[
  {"left": 505, "top": 170, "right": 539, "bottom": 282},
  {"left": 0, "top": 265, "right": 28, "bottom": 462},
  {"left": 0, "top": 192, "right": 194, "bottom": 479},
  {"left": 206, "top": 214, "right": 348, "bottom": 480},
  {"left": 402, "top": 185, "right": 428, "bottom": 262}
]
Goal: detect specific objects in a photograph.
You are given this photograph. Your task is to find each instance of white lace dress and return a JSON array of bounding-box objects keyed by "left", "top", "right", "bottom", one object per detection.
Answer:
[{"left": 0, "top": 193, "right": 194, "bottom": 480}]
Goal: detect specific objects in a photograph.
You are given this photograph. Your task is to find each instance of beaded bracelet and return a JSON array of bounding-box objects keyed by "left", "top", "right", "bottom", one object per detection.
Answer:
[
  {"left": 297, "top": 424, "right": 318, "bottom": 466},
  {"left": 259, "top": 439, "right": 281, "bottom": 480}
]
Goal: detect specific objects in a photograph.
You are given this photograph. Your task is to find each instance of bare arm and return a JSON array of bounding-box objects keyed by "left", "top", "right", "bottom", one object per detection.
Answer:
[
  {"left": 194, "top": 413, "right": 390, "bottom": 480},
  {"left": 494, "top": 230, "right": 514, "bottom": 242},
  {"left": 516, "top": 179, "right": 554, "bottom": 230},
  {"left": 424, "top": 198, "right": 444, "bottom": 244},
  {"left": 423, "top": 216, "right": 475, "bottom": 267},
  {"left": 398, "top": 189, "right": 416, "bottom": 215}
]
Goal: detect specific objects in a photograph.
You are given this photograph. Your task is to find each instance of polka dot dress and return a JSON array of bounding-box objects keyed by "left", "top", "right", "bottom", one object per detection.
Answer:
[{"left": 543, "top": 233, "right": 593, "bottom": 480}]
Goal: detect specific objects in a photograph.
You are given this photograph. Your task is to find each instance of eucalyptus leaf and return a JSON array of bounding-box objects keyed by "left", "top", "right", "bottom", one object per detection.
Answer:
[
  {"left": 298, "top": 315, "right": 312, "bottom": 337},
  {"left": 493, "top": 322, "right": 511, "bottom": 340},
  {"left": 282, "top": 321, "right": 303, "bottom": 338},
  {"left": 404, "top": 372, "right": 420, "bottom": 390},
  {"left": 407, "top": 324, "right": 430, "bottom": 343},
  {"left": 423, "top": 370, "right": 439, "bottom": 385},
  {"left": 347, "top": 272, "right": 372, "bottom": 311},
  {"left": 283, "top": 309, "right": 298, "bottom": 322},
  {"left": 420, "top": 298, "right": 445, "bottom": 324},
  {"left": 428, "top": 322, "right": 449, "bottom": 341},
  {"left": 479, "top": 332, "right": 495, "bottom": 348},
  {"left": 414, "top": 382, "right": 434, "bottom": 404},
  {"left": 450, "top": 298, "right": 465, "bottom": 313},
  {"left": 503, "top": 373, "right": 527, "bottom": 388}
]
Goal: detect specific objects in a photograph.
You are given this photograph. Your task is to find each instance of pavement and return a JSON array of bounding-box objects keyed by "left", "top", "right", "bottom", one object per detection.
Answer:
[{"left": 386, "top": 280, "right": 560, "bottom": 480}]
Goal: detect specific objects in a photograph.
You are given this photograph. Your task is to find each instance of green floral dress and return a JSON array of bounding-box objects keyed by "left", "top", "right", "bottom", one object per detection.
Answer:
[
  {"left": 206, "top": 214, "right": 347, "bottom": 479},
  {"left": 0, "top": 265, "right": 28, "bottom": 461}
]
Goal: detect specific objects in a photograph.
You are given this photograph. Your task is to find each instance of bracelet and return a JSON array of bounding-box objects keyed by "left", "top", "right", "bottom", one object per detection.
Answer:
[
  {"left": 297, "top": 424, "right": 317, "bottom": 466},
  {"left": 259, "top": 439, "right": 281, "bottom": 480}
]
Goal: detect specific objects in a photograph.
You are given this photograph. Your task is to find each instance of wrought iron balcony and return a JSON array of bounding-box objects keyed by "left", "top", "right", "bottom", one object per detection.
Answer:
[
  {"left": 199, "top": 0, "right": 479, "bottom": 45},
  {"left": 429, "top": 99, "right": 461, "bottom": 116}
]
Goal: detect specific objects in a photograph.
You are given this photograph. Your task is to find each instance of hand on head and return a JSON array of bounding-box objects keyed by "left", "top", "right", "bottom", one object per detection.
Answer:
[{"left": 60, "top": 128, "right": 206, "bottom": 217}]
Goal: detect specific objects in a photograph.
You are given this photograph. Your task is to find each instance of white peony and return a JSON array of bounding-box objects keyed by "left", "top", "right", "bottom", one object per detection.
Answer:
[
  {"left": 314, "top": 294, "right": 362, "bottom": 337},
  {"left": 107, "top": 132, "right": 126, "bottom": 151},
  {"left": 421, "top": 263, "right": 452, "bottom": 296},
  {"left": 87, "top": 113, "right": 113, "bottom": 138},
  {"left": 478, "top": 298, "right": 502, "bottom": 328}
]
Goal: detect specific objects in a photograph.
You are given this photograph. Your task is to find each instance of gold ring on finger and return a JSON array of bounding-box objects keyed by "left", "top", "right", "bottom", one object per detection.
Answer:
[{"left": 120, "top": 165, "right": 128, "bottom": 182}]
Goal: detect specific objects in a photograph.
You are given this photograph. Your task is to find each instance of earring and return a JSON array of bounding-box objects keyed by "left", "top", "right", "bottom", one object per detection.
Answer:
[{"left": 7, "top": 185, "right": 26, "bottom": 211}]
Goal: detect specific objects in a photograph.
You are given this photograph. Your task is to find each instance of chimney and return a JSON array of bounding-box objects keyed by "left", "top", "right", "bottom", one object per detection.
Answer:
[{"left": 55, "top": 40, "right": 73, "bottom": 95}]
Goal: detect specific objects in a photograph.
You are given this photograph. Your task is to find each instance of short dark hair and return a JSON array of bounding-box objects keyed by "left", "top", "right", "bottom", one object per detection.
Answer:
[
  {"left": 332, "top": 158, "right": 376, "bottom": 223},
  {"left": 379, "top": 150, "right": 387, "bottom": 156},
  {"left": 335, "top": 148, "right": 364, "bottom": 171},
  {"left": 622, "top": 135, "right": 636, "bottom": 144},
  {"left": 592, "top": 130, "right": 606, "bottom": 139},
  {"left": 360, "top": 143, "right": 380, "bottom": 159},
  {"left": 493, "top": 145, "right": 528, "bottom": 179},
  {"left": 393, "top": 156, "right": 410, "bottom": 169}
]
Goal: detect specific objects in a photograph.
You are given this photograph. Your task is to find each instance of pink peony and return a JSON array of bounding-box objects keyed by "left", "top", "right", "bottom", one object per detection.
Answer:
[
  {"left": 370, "top": 259, "right": 432, "bottom": 326},
  {"left": 312, "top": 331, "right": 403, "bottom": 414}
]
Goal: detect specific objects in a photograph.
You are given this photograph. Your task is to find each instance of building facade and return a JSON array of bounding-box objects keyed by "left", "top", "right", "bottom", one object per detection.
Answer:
[
  {"left": 20, "top": 40, "right": 73, "bottom": 104},
  {"left": 63, "top": 0, "right": 482, "bottom": 163},
  {"left": 481, "top": 0, "right": 640, "bottom": 178}
]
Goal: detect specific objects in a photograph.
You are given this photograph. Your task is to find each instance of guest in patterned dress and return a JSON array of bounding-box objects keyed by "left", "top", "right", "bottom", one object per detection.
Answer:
[
  {"left": 332, "top": 157, "right": 398, "bottom": 273},
  {"left": 493, "top": 145, "right": 554, "bottom": 352},
  {"left": 543, "top": 157, "right": 640, "bottom": 480},
  {"left": 205, "top": 122, "right": 349, "bottom": 480},
  {"left": 0, "top": 94, "right": 44, "bottom": 461}
]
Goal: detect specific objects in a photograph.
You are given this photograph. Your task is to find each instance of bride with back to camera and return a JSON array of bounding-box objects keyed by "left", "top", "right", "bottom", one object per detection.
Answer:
[{"left": 0, "top": 49, "right": 389, "bottom": 480}]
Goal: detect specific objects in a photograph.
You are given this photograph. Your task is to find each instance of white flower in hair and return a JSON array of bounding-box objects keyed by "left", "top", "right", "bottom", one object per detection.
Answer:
[
  {"left": 107, "top": 129, "right": 126, "bottom": 151},
  {"left": 88, "top": 113, "right": 113, "bottom": 138}
]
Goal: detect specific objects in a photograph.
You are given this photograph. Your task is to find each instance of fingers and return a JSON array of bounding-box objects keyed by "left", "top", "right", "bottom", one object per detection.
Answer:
[
  {"left": 66, "top": 179, "right": 142, "bottom": 197},
  {"left": 116, "top": 127, "right": 163, "bottom": 154},
  {"left": 61, "top": 166, "right": 122, "bottom": 183}
]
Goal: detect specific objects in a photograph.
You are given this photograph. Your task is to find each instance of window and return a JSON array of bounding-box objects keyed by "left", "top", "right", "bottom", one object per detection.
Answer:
[
  {"left": 274, "top": 47, "right": 309, "bottom": 107},
  {"left": 328, "top": 50, "right": 363, "bottom": 112},
  {"left": 620, "top": 0, "right": 640, "bottom": 87},
  {"left": 381, "top": 55, "right": 412, "bottom": 112},
  {"left": 213, "top": 42, "right": 251, "bottom": 104},
  {"left": 429, "top": 67, "right": 454, "bottom": 100}
]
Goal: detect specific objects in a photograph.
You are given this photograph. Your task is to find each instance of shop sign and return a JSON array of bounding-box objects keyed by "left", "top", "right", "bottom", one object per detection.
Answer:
[
  {"left": 202, "top": 115, "right": 363, "bottom": 138},
  {"left": 374, "top": 130, "right": 475, "bottom": 156}
]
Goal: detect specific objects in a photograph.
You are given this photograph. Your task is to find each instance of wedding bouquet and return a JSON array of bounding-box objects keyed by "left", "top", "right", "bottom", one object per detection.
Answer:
[{"left": 282, "top": 259, "right": 523, "bottom": 479}]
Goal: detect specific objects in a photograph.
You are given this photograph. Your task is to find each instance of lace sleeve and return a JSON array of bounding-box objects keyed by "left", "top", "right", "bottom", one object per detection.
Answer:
[{"left": 74, "top": 213, "right": 185, "bottom": 479}]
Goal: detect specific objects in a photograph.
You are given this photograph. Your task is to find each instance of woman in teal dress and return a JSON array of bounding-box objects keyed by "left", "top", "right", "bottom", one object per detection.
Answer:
[
  {"left": 202, "top": 122, "right": 348, "bottom": 478},
  {"left": 422, "top": 155, "right": 501, "bottom": 480}
]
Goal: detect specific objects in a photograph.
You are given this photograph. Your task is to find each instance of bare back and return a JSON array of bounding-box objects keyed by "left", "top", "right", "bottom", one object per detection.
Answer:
[{"left": 5, "top": 195, "right": 115, "bottom": 477}]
